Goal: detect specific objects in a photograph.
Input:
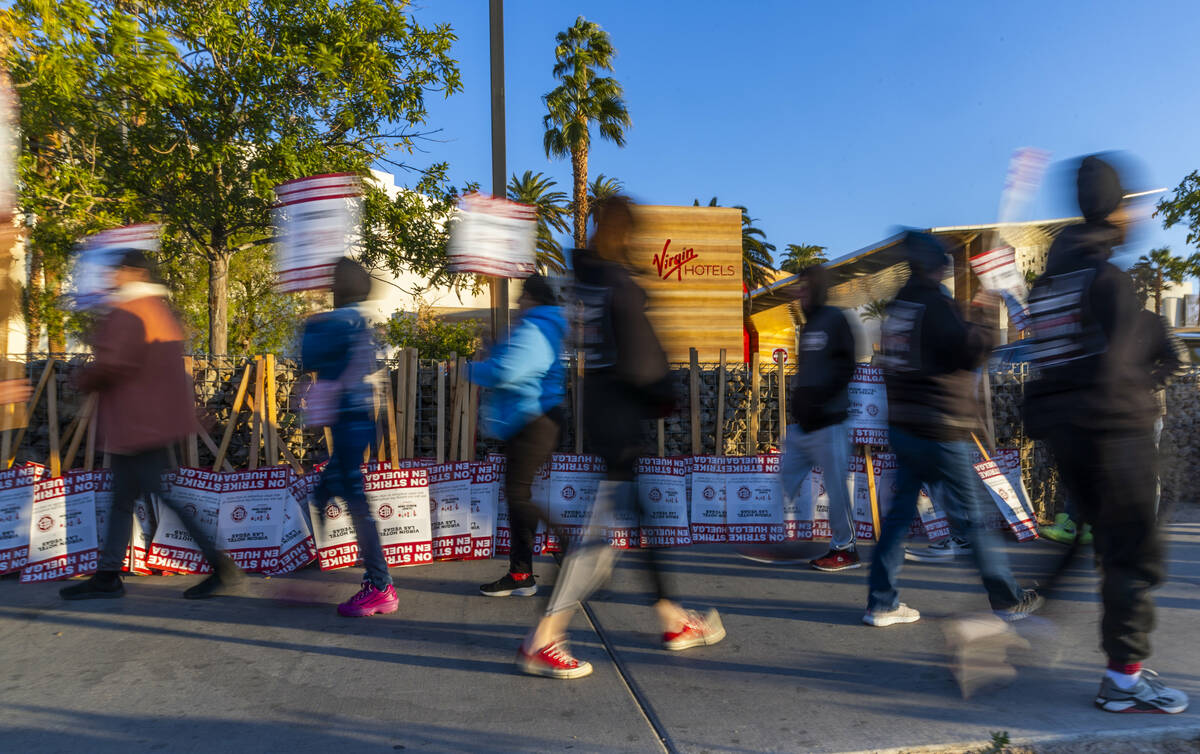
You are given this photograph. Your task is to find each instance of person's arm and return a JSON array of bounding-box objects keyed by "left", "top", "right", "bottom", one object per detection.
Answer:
[
  {"left": 467, "top": 322, "right": 554, "bottom": 389},
  {"left": 1141, "top": 311, "right": 1182, "bottom": 388},
  {"left": 75, "top": 310, "right": 146, "bottom": 393},
  {"left": 830, "top": 312, "right": 858, "bottom": 393}
]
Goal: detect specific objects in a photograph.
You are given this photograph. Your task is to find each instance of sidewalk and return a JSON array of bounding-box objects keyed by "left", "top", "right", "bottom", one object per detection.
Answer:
[{"left": 1, "top": 521, "right": 1198, "bottom": 753}]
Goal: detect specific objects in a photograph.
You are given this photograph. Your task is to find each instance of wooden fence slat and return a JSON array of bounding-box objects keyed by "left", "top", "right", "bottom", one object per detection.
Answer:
[
  {"left": 7, "top": 359, "right": 55, "bottom": 468},
  {"left": 63, "top": 393, "right": 98, "bottom": 470},
  {"left": 395, "top": 363, "right": 407, "bottom": 460},
  {"left": 385, "top": 367, "right": 400, "bottom": 469},
  {"left": 264, "top": 353, "right": 278, "bottom": 466},
  {"left": 213, "top": 361, "right": 252, "bottom": 472},
  {"left": 457, "top": 359, "right": 470, "bottom": 462},
  {"left": 716, "top": 349, "right": 727, "bottom": 457},
  {"left": 184, "top": 356, "right": 199, "bottom": 466},
  {"left": 436, "top": 360, "right": 445, "bottom": 464},
  {"left": 249, "top": 356, "right": 264, "bottom": 470},
  {"left": 448, "top": 356, "right": 463, "bottom": 461},
  {"left": 46, "top": 360, "right": 60, "bottom": 477}
]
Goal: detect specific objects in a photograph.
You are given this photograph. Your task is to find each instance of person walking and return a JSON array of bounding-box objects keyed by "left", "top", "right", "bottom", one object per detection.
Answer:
[
  {"left": 473, "top": 274, "right": 568, "bottom": 598},
  {"left": 61, "top": 250, "right": 242, "bottom": 600},
  {"left": 517, "top": 196, "right": 725, "bottom": 680},
  {"left": 302, "top": 258, "right": 396, "bottom": 618},
  {"left": 1024, "top": 155, "right": 1187, "bottom": 713},
  {"left": 781, "top": 263, "right": 861, "bottom": 571},
  {"left": 866, "top": 231, "right": 1039, "bottom": 627}
]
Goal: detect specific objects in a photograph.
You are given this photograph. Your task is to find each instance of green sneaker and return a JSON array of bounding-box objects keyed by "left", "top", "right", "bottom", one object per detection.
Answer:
[
  {"left": 1078, "top": 523, "right": 1093, "bottom": 546},
  {"left": 1039, "top": 513, "right": 1076, "bottom": 545}
]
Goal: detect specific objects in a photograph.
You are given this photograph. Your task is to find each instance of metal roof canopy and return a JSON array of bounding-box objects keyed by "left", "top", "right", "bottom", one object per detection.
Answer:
[{"left": 746, "top": 217, "right": 1079, "bottom": 314}]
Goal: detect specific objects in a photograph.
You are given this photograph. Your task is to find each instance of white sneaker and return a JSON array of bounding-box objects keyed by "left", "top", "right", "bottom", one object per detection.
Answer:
[
  {"left": 863, "top": 603, "right": 921, "bottom": 627},
  {"left": 905, "top": 536, "right": 971, "bottom": 563}
]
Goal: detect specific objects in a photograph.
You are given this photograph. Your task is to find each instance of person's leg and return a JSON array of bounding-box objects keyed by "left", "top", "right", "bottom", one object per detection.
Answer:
[
  {"left": 148, "top": 448, "right": 226, "bottom": 573},
  {"left": 98, "top": 453, "right": 140, "bottom": 573},
  {"left": 928, "top": 440, "right": 1024, "bottom": 610},
  {"left": 334, "top": 419, "right": 391, "bottom": 591},
  {"left": 813, "top": 421, "right": 854, "bottom": 550},
  {"left": 505, "top": 414, "right": 559, "bottom": 576},
  {"left": 867, "top": 426, "right": 925, "bottom": 614}
]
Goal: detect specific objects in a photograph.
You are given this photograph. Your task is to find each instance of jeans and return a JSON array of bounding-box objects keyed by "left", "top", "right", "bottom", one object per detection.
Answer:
[
  {"left": 781, "top": 421, "right": 854, "bottom": 549},
  {"left": 315, "top": 413, "right": 392, "bottom": 590},
  {"left": 505, "top": 412, "right": 562, "bottom": 574},
  {"left": 1044, "top": 425, "right": 1162, "bottom": 663},
  {"left": 100, "top": 448, "right": 223, "bottom": 573},
  {"left": 868, "top": 426, "right": 1024, "bottom": 612}
]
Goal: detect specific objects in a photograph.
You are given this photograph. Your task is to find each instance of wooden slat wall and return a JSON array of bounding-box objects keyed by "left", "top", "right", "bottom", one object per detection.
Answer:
[{"left": 627, "top": 206, "right": 744, "bottom": 363}]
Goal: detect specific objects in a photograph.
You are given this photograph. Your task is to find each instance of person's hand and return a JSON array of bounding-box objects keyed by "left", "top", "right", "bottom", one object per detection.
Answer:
[{"left": 0, "top": 379, "right": 32, "bottom": 405}]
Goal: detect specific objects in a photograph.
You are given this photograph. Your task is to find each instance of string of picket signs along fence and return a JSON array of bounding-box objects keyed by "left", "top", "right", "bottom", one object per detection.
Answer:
[{"left": 0, "top": 349, "right": 1037, "bottom": 584}]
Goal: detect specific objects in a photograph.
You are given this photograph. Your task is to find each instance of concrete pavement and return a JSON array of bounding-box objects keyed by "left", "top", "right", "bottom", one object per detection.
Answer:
[{"left": 2, "top": 521, "right": 1199, "bottom": 753}]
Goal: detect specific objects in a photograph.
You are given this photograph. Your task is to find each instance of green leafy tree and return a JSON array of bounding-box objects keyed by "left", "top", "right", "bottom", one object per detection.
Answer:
[
  {"left": 507, "top": 170, "right": 568, "bottom": 273},
  {"left": 1158, "top": 171, "right": 1200, "bottom": 248},
  {"left": 779, "top": 243, "right": 828, "bottom": 274},
  {"left": 379, "top": 298, "right": 482, "bottom": 359},
  {"left": 694, "top": 197, "right": 775, "bottom": 290},
  {"left": 543, "top": 16, "right": 631, "bottom": 249},
  {"left": 1128, "top": 247, "right": 1190, "bottom": 313},
  {"left": 586, "top": 172, "right": 623, "bottom": 225},
  {"left": 6, "top": 0, "right": 463, "bottom": 355}
]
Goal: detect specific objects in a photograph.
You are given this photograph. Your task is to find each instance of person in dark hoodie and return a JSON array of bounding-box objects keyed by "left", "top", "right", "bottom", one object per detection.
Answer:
[
  {"left": 1024, "top": 155, "right": 1187, "bottom": 714},
  {"left": 866, "top": 231, "right": 1040, "bottom": 628},
  {"left": 471, "top": 273, "right": 567, "bottom": 598},
  {"left": 515, "top": 196, "right": 725, "bottom": 680},
  {"left": 781, "top": 263, "right": 861, "bottom": 571}
]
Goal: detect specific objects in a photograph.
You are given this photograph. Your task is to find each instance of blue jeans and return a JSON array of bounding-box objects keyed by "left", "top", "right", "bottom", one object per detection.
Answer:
[
  {"left": 781, "top": 421, "right": 855, "bottom": 549},
  {"left": 315, "top": 413, "right": 392, "bottom": 590},
  {"left": 868, "top": 426, "right": 1023, "bottom": 611}
]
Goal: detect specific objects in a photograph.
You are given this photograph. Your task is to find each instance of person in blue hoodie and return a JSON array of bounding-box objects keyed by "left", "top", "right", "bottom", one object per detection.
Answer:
[{"left": 471, "top": 273, "right": 567, "bottom": 598}]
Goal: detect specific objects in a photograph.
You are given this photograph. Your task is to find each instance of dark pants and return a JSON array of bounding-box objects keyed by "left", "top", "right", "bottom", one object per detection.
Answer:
[
  {"left": 869, "top": 426, "right": 1024, "bottom": 611},
  {"left": 314, "top": 413, "right": 392, "bottom": 590},
  {"left": 99, "top": 448, "right": 223, "bottom": 573},
  {"left": 582, "top": 374, "right": 669, "bottom": 602},
  {"left": 1044, "top": 425, "right": 1163, "bottom": 664},
  {"left": 506, "top": 412, "right": 562, "bottom": 574}
]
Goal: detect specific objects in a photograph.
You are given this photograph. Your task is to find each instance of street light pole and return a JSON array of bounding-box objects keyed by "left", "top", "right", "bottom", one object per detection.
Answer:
[{"left": 488, "top": 0, "right": 509, "bottom": 341}]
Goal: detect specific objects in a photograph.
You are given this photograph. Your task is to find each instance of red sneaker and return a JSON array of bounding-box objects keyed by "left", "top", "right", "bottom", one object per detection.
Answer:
[
  {"left": 810, "top": 548, "right": 861, "bottom": 572},
  {"left": 337, "top": 581, "right": 399, "bottom": 617},
  {"left": 517, "top": 641, "right": 593, "bottom": 679},
  {"left": 663, "top": 609, "right": 726, "bottom": 651}
]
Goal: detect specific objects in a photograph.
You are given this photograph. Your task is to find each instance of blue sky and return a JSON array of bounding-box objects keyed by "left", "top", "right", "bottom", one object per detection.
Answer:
[{"left": 405, "top": 1, "right": 1200, "bottom": 268}]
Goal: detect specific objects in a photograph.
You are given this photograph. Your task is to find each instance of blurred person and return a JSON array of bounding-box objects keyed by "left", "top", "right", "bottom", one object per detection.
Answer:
[
  {"left": 516, "top": 196, "right": 725, "bottom": 680},
  {"left": 1025, "top": 157, "right": 1187, "bottom": 713},
  {"left": 472, "top": 274, "right": 567, "bottom": 597},
  {"left": 866, "top": 232, "right": 1040, "bottom": 627},
  {"left": 61, "top": 250, "right": 242, "bottom": 600},
  {"left": 781, "top": 263, "right": 861, "bottom": 571},
  {"left": 302, "top": 258, "right": 396, "bottom": 617}
]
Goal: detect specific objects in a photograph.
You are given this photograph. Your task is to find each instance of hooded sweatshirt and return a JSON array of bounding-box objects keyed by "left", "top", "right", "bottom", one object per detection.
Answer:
[
  {"left": 1023, "top": 158, "right": 1157, "bottom": 434},
  {"left": 468, "top": 304, "right": 567, "bottom": 441},
  {"left": 790, "top": 267, "right": 857, "bottom": 431}
]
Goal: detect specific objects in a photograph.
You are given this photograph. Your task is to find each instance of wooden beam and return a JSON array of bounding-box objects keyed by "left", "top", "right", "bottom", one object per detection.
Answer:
[
  {"left": 405, "top": 349, "right": 417, "bottom": 458},
  {"left": 385, "top": 367, "right": 400, "bottom": 468},
  {"left": 448, "top": 356, "right": 462, "bottom": 461},
  {"left": 63, "top": 393, "right": 98, "bottom": 471},
  {"left": 7, "top": 359, "right": 55, "bottom": 468},
  {"left": 715, "top": 349, "right": 727, "bottom": 457},
  {"left": 395, "top": 360, "right": 407, "bottom": 460},
  {"left": 213, "top": 361, "right": 252, "bottom": 472},
  {"left": 196, "top": 422, "right": 235, "bottom": 472},
  {"left": 46, "top": 360, "right": 60, "bottom": 477},
  {"left": 457, "top": 359, "right": 471, "bottom": 462},
  {"left": 184, "top": 356, "right": 199, "bottom": 466},
  {"left": 435, "top": 360, "right": 445, "bottom": 464},
  {"left": 264, "top": 353, "right": 278, "bottom": 466},
  {"left": 248, "top": 356, "right": 264, "bottom": 470}
]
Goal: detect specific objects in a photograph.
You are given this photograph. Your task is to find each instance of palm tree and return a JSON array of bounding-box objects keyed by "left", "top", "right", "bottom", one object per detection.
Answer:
[
  {"left": 861, "top": 298, "right": 890, "bottom": 322},
  {"left": 543, "top": 17, "right": 632, "bottom": 249},
  {"left": 587, "top": 173, "right": 624, "bottom": 225},
  {"left": 779, "top": 243, "right": 828, "bottom": 274},
  {"left": 1129, "top": 247, "right": 1190, "bottom": 313},
  {"left": 693, "top": 197, "right": 775, "bottom": 290},
  {"left": 508, "top": 170, "right": 570, "bottom": 273}
]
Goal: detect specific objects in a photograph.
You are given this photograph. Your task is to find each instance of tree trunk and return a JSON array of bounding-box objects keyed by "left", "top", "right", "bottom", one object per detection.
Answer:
[
  {"left": 44, "top": 263, "right": 64, "bottom": 354},
  {"left": 571, "top": 141, "right": 589, "bottom": 249},
  {"left": 1154, "top": 269, "right": 1163, "bottom": 316},
  {"left": 208, "top": 250, "right": 230, "bottom": 355}
]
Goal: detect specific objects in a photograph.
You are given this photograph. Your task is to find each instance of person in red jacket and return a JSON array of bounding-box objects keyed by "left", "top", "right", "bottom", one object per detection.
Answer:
[{"left": 60, "top": 250, "right": 241, "bottom": 601}]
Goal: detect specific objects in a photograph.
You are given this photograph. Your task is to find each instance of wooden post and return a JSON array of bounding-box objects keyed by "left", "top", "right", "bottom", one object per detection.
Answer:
[
  {"left": 7, "top": 359, "right": 56, "bottom": 468},
  {"left": 395, "top": 361, "right": 408, "bottom": 460},
  {"left": 373, "top": 372, "right": 385, "bottom": 464},
  {"left": 448, "top": 356, "right": 462, "bottom": 461},
  {"left": 264, "top": 353, "right": 278, "bottom": 466},
  {"left": 689, "top": 348, "right": 700, "bottom": 455},
  {"left": 249, "top": 356, "right": 264, "bottom": 470},
  {"left": 865, "top": 445, "right": 881, "bottom": 542},
  {"left": 457, "top": 359, "right": 471, "bottom": 462},
  {"left": 64, "top": 393, "right": 98, "bottom": 470},
  {"left": 715, "top": 349, "right": 727, "bottom": 457},
  {"left": 777, "top": 355, "right": 787, "bottom": 447},
  {"left": 574, "top": 350, "right": 584, "bottom": 454},
  {"left": 466, "top": 354, "right": 480, "bottom": 462},
  {"left": 323, "top": 427, "right": 334, "bottom": 458},
  {"left": 385, "top": 367, "right": 400, "bottom": 469},
  {"left": 213, "top": 361, "right": 252, "bottom": 472},
  {"left": 748, "top": 352, "right": 760, "bottom": 456},
  {"left": 46, "top": 360, "right": 60, "bottom": 477},
  {"left": 405, "top": 349, "right": 418, "bottom": 458},
  {"left": 435, "top": 360, "right": 445, "bottom": 464},
  {"left": 657, "top": 418, "right": 665, "bottom": 458}
]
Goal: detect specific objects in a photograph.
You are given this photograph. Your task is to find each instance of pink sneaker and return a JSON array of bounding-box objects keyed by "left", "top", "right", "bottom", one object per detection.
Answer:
[{"left": 337, "top": 581, "right": 399, "bottom": 617}]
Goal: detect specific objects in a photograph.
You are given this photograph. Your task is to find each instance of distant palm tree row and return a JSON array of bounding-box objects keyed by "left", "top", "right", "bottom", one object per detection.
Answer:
[{"left": 524, "top": 16, "right": 827, "bottom": 284}]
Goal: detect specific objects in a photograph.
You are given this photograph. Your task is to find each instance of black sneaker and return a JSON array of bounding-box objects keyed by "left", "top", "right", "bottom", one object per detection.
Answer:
[
  {"left": 1095, "top": 669, "right": 1189, "bottom": 714},
  {"left": 480, "top": 573, "right": 537, "bottom": 597},
  {"left": 60, "top": 571, "right": 125, "bottom": 600},
  {"left": 994, "top": 588, "right": 1043, "bottom": 623},
  {"left": 183, "top": 556, "right": 244, "bottom": 600}
]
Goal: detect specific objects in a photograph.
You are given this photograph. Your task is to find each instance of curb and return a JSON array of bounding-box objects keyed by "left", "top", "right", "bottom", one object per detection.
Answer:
[{"left": 837, "top": 723, "right": 1200, "bottom": 754}]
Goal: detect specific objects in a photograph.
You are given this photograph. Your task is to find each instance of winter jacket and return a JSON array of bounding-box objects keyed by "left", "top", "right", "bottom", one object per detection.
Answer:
[
  {"left": 790, "top": 269, "right": 857, "bottom": 431},
  {"left": 468, "top": 305, "right": 567, "bottom": 441},
  {"left": 300, "top": 306, "right": 376, "bottom": 421},
  {"left": 1022, "top": 221, "right": 1158, "bottom": 434},
  {"left": 879, "top": 275, "right": 993, "bottom": 441},
  {"left": 75, "top": 282, "right": 198, "bottom": 455},
  {"left": 572, "top": 248, "right": 673, "bottom": 417}
]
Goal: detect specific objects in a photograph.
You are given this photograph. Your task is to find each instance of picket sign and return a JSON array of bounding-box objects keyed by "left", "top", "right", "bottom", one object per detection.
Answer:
[
  {"left": 0, "top": 463, "right": 45, "bottom": 574},
  {"left": 217, "top": 467, "right": 292, "bottom": 572},
  {"left": 724, "top": 455, "right": 785, "bottom": 544},
  {"left": 469, "top": 461, "right": 499, "bottom": 560},
  {"left": 21, "top": 471, "right": 102, "bottom": 582},
  {"left": 92, "top": 470, "right": 156, "bottom": 576},
  {"left": 971, "top": 438, "right": 1038, "bottom": 541},
  {"left": 429, "top": 462, "right": 472, "bottom": 561},
  {"left": 846, "top": 366, "right": 888, "bottom": 446},
  {"left": 689, "top": 456, "right": 728, "bottom": 543},
  {"left": 71, "top": 224, "right": 160, "bottom": 311},
  {"left": 969, "top": 245, "right": 1031, "bottom": 332},
  {"left": 546, "top": 454, "right": 605, "bottom": 552},
  {"left": 635, "top": 457, "right": 691, "bottom": 548},
  {"left": 446, "top": 193, "right": 537, "bottom": 278},
  {"left": 273, "top": 173, "right": 362, "bottom": 292},
  {"left": 148, "top": 468, "right": 221, "bottom": 574}
]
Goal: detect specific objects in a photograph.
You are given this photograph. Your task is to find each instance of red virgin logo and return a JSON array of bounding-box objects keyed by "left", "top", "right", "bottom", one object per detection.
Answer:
[{"left": 653, "top": 240, "right": 698, "bottom": 281}]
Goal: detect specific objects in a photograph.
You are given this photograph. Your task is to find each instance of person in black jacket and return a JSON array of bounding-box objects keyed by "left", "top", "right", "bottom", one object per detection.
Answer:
[
  {"left": 865, "top": 231, "right": 1039, "bottom": 628},
  {"left": 780, "top": 264, "right": 861, "bottom": 571},
  {"left": 516, "top": 196, "right": 725, "bottom": 680},
  {"left": 1024, "top": 155, "right": 1187, "bottom": 714}
]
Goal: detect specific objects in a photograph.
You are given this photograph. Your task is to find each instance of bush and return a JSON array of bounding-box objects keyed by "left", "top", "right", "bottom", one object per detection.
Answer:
[{"left": 379, "top": 300, "right": 483, "bottom": 360}]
